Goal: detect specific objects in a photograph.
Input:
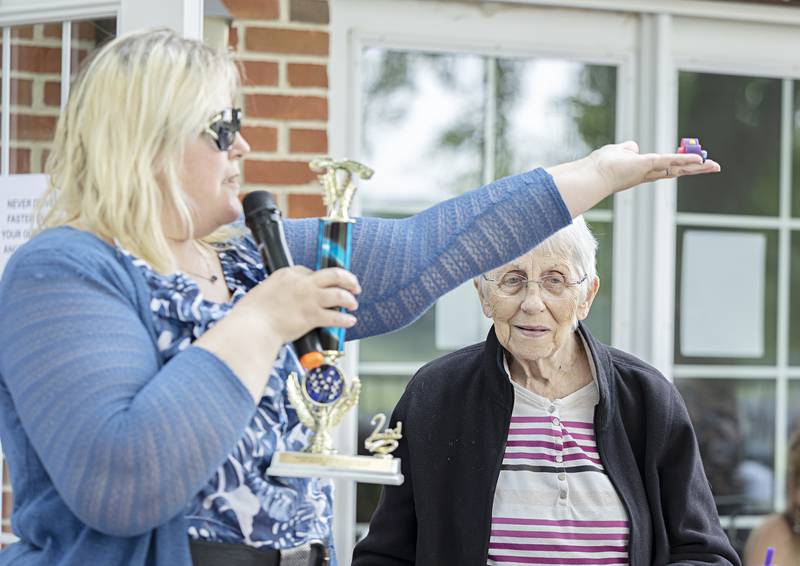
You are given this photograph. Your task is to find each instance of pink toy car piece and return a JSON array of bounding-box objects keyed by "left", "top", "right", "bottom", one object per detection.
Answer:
[{"left": 677, "top": 137, "right": 707, "bottom": 162}]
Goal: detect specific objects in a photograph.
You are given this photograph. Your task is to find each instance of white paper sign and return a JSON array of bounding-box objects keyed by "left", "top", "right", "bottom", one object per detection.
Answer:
[
  {"left": 680, "top": 230, "right": 766, "bottom": 358},
  {"left": 0, "top": 174, "right": 48, "bottom": 276}
]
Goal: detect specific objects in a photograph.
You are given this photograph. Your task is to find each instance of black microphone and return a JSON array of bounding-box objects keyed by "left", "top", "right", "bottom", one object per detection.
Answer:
[{"left": 242, "top": 190, "right": 325, "bottom": 370}]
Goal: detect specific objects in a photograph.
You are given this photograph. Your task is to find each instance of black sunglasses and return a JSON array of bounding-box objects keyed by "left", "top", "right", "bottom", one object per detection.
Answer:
[{"left": 205, "top": 107, "right": 242, "bottom": 151}]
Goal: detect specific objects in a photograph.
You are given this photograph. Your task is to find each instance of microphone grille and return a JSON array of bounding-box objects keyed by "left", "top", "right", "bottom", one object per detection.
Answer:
[{"left": 242, "top": 190, "right": 278, "bottom": 218}]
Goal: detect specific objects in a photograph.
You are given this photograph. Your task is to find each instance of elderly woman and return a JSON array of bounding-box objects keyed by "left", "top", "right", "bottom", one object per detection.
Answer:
[
  {"left": 353, "top": 218, "right": 740, "bottom": 566},
  {"left": 744, "top": 429, "right": 800, "bottom": 565}
]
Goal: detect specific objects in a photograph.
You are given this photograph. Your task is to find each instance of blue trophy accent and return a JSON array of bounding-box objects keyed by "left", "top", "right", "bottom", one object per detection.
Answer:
[
  {"left": 304, "top": 365, "right": 345, "bottom": 404},
  {"left": 316, "top": 220, "right": 353, "bottom": 352}
]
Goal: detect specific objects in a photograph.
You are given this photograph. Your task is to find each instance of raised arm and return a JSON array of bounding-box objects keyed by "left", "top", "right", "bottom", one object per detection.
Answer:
[{"left": 286, "top": 168, "right": 570, "bottom": 339}]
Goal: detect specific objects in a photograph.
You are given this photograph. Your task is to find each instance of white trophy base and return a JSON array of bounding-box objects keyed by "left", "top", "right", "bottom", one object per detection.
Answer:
[{"left": 267, "top": 451, "right": 404, "bottom": 485}]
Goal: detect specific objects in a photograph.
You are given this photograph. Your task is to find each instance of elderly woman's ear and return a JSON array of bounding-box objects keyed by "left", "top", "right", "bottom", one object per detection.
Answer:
[
  {"left": 576, "top": 276, "right": 601, "bottom": 321},
  {"left": 473, "top": 277, "right": 494, "bottom": 319}
]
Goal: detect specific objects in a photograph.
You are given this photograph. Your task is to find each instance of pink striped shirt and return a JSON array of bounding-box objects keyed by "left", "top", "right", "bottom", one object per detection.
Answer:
[{"left": 487, "top": 355, "right": 630, "bottom": 566}]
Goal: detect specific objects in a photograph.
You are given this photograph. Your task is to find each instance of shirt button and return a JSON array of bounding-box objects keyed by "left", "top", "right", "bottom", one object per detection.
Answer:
[
  {"left": 559, "top": 490, "right": 568, "bottom": 500},
  {"left": 547, "top": 405, "right": 556, "bottom": 414},
  {"left": 555, "top": 454, "right": 563, "bottom": 463},
  {"left": 552, "top": 417, "right": 560, "bottom": 426},
  {"left": 558, "top": 472, "right": 566, "bottom": 481}
]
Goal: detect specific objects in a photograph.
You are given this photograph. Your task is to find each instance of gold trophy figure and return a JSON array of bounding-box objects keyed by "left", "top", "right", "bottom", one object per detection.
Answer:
[{"left": 266, "top": 159, "right": 404, "bottom": 486}]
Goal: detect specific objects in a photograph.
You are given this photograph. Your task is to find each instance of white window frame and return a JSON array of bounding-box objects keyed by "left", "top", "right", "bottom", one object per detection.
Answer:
[
  {"left": 332, "top": 0, "right": 800, "bottom": 563},
  {"left": 331, "top": 1, "right": 638, "bottom": 562},
  {"left": 0, "top": 0, "right": 205, "bottom": 545}
]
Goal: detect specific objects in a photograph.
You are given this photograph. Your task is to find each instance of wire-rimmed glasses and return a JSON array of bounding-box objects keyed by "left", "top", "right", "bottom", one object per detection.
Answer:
[{"left": 482, "top": 271, "right": 587, "bottom": 299}]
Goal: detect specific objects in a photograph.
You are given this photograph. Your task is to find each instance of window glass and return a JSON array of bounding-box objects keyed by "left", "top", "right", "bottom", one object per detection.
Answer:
[
  {"left": 675, "top": 227, "right": 778, "bottom": 366},
  {"left": 676, "top": 378, "right": 776, "bottom": 515},
  {"left": 677, "top": 72, "right": 780, "bottom": 217}
]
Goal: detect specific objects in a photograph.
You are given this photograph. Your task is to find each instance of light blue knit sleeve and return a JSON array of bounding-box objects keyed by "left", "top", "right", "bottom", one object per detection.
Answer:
[
  {"left": 284, "top": 168, "right": 571, "bottom": 339},
  {"left": 0, "top": 244, "right": 257, "bottom": 537}
]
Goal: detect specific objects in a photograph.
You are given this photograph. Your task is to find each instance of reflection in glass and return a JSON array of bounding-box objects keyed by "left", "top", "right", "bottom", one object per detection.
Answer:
[
  {"left": 675, "top": 227, "right": 777, "bottom": 365},
  {"left": 360, "top": 49, "right": 485, "bottom": 205},
  {"left": 787, "top": 233, "right": 800, "bottom": 365},
  {"left": 790, "top": 380, "right": 800, "bottom": 435},
  {"left": 677, "top": 72, "right": 781, "bottom": 216},
  {"left": 5, "top": 21, "right": 116, "bottom": 174},
  {"left": 495, "top": 59, "right": 616, "bottom": 210},
  {"left": 584, "top": 220, "right": 612, "bottom": 344},
  {"left": 676, "top": 378, "right": 775, "bottom": 515},
  {"left": 792, "top": 82, "right": 800, "bottom": 218},
  {"left": 356, "top": 374, "right": 411, "bottom": 525}
]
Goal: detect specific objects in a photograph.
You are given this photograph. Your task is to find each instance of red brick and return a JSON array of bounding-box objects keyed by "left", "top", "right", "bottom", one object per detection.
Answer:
[
  {"left": 11, "top": 79, "right": 33, "bottom": 107},
  {"left": 245, "top": 28, "right": 328, "bottom": 56},
  {"left": 11, "top": 114, "right": 57, "bottom": 141},
  {"left": 290, "top": 0, "right": 329, "bottom": 24},
  {"left": 72, "top": 21, "right": 98, "bottom": 42},
  {"left": 44, "top": 81, "right": 61, "bottom": 107},
  {"left": 289, "top": 128, "right": 327, "bottom": 153},
  {"left": 12, "top": 26, "right": 34, "bottom": 40},
  {"left": 245, "top": 94, "right": 327, "bottom": 121},
  {"left": 241, "top": 126, "right": 278, "bottom": 152},
  {"left": 287, "top": 63, "right": 328, "bottom": 88},
  {"left": 11, "top": 45, "right": 61, "bottom": 73},
  {"left": 245, "top": 160, "right": 316, "bottom": 185},
  {"left": 9, "top": 148, "right": 31, "bottom": 174},
  {"left": 240, "top": 60, "right": 278, "bottom": 86},
  {"left": 42, "top": 23, "right": 61, "bottom": 39},
  {"left": 222, "top": 0, "right": 279, "bottom": 20},
  {"left": 288, "top": 194, "right": 326, "bottom": 218},
  {"left": 228, "top": 26, "right": 239, "bottom": 50}
]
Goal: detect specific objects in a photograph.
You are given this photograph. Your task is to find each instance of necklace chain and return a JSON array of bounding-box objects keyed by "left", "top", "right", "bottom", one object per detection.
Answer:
[{"left": 182, "top": 244, "right": 221, "bottom": 284}]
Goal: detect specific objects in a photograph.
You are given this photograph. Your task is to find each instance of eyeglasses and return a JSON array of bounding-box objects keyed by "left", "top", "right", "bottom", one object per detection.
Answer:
[
  {"left": 482, "top": 272, "right": 587, "bottom": 299},
  {"left": 205, "top": 107, "right": 242, "bottom": 151}
]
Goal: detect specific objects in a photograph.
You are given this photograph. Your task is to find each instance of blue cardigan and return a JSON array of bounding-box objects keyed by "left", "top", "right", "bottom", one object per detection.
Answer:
[{"left": 0, "top": 169, "right": 570, "bottom": 565}]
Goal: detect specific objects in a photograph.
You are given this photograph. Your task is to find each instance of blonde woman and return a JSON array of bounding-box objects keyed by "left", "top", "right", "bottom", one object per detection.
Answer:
[{"left": 0, "top": 28, "right": 718, "bottom": 566}]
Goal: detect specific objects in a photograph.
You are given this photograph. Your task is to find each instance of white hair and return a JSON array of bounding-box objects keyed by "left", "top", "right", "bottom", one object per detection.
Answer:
[{"left": 477, "top": 216, "right": 598, "bottom": 302}]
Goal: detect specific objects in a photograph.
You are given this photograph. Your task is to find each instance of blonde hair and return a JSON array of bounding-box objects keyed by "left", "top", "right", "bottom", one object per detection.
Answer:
[{"left": 39, "top": 28, "right": 240, "bottom": 272}]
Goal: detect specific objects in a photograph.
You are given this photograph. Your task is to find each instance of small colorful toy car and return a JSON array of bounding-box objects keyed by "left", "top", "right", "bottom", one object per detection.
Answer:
[{"left": 677, "top": 137, "right": 707, "bottom": 162}]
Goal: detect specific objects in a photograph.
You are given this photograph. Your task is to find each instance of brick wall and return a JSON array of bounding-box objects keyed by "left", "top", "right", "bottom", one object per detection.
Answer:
[{"left": 224, "top": 0, "right": 331, "bottom": 219}]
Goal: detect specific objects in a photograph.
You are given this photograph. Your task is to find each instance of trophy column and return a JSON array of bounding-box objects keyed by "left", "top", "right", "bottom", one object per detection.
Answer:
[{"left": 266, "top": 158, "right": 404, "bottom": 486}]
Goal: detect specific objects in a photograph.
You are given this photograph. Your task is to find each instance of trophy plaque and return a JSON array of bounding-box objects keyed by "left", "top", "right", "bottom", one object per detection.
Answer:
[{"left": 266, "top": 159, "right": 404, "bottom": 486}]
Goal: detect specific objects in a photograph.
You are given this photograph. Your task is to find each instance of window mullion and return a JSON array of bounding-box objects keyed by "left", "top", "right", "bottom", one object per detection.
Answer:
[
  {"left": 61, "top": 21, "right": 72, "bottom": 114},
  {"left": 774, "top": 77, "right": 793, "bottom": 513},
  {"left": 483, "top": 56, "right": 496, "bottom": 186},
  {"left": 2, "top": 26, "right": 11, "bottom": 176}
]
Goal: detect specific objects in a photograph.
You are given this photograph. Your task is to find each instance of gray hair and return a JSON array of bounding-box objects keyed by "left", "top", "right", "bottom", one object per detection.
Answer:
[{"left": 477, "top": 216, "right": 598, "bottom": 301}]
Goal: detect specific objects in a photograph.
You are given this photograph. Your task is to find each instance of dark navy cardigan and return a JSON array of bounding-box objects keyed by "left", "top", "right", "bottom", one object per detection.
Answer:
[{"left": 353, "top": 324, "right": 741, "bottom": 566}]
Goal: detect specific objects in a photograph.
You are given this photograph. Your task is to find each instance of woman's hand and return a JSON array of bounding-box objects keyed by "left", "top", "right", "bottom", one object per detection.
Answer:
[
  {"left": 547, "top": 140, "right": 721, "bottom": 217},
  {"left": 195, "top": 266, "right": 361, "bottom": 401},
  {"left": 589, "top": 140, "right": 721, "bottom": 194},
  {"left": 241, "top": 266, "right": 360, "bottom": 344}
]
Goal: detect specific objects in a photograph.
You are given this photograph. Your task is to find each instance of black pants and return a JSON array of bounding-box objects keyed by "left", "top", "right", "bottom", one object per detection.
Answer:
[{"left": 189, "top": 539, "right": 329, "bottom": 566}]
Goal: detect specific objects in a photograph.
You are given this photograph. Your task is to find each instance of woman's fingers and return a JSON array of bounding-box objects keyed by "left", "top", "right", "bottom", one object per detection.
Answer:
[
  {"left": 317, "top": 287, "right": 359, "bottom": 311},
  {"left": 642, "top": 154, "right": 721, "bottom": 182},
  {"left": 311, "top": 267, "right": 361, "bottom": 294}
]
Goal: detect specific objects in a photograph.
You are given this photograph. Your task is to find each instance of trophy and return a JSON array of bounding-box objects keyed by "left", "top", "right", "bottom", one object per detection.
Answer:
[{"left": 266, "top": 159, "right": 405, "bottom": 486}]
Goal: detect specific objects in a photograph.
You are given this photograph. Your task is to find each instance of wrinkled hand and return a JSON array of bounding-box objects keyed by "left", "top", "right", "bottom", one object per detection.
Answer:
[{"left": 589, "top": 140, "right": 721, "bottom": 195}]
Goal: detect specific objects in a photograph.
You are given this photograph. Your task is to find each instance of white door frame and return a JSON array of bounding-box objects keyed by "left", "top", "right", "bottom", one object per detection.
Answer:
[{"left": 331, "top": 1, "right": 639, "bottom": 562}]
